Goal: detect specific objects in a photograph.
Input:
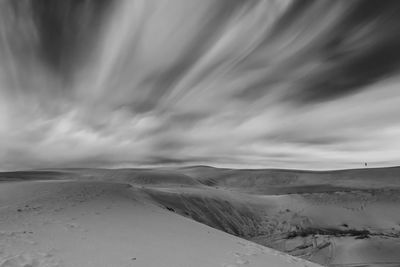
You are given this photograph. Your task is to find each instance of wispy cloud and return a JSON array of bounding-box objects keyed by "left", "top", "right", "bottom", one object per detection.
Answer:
[{"left": 1, "top": 0, "right": 400, "bottom": 170}]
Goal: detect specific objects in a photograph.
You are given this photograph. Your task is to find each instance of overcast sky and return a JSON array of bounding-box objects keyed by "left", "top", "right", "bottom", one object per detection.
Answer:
[{"left": 1, "top": 0, "right": 400, "bottom": 170}]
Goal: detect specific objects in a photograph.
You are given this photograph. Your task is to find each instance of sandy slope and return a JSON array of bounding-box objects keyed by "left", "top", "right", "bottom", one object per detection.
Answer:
[
  {"left": 0, "top": 180, "right": 320, "bottom": 267},
  {"left": 142, "top": 185, "right": 400, "bottom": 266},
  {"left": 178, "top": 166, "right": 400, "bottom": 193},
  {"left": 134, "top": 166, "right": 400, "bottom": 267}
]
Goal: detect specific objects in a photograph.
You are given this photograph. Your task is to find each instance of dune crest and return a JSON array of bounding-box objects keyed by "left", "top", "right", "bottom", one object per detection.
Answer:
[{"left": 0, "top": 180, "right": 320, "bottom": 267}]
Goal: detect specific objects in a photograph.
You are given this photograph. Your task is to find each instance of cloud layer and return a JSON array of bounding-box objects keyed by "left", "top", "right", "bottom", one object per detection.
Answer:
[{"left": 1, "top": 0, "right": 400, "bottom": 170}]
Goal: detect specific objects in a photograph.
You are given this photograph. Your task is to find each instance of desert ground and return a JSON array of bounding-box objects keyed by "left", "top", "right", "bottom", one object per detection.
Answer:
[{"left": 1, "top": 166, "right": 400, "bottom": 266}]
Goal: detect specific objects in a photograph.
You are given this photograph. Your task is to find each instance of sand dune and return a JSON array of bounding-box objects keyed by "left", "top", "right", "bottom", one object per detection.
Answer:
[
  {"left": 143, "top": 166, "right": 400, "bottom": 266},
  {"left": 7, "top": 165, "right": 400, "bottom": 191},
  {"left": 0, "top": 179, "right": 319, "bottom": 267},
  {"left": 2, "top": 166, "right": 400, "bottom": 266},
  {"left": 178, "top": 166, "right": 400, "bottom": 193}
]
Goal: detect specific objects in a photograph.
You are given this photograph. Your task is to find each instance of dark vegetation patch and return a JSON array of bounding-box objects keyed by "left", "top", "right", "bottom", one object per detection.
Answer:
[
  {"left": 165, "top": 206, "right": 175, "bottom": 212},
  {"left": 286, "top": 228, "right": 371, "bottom": 239}
]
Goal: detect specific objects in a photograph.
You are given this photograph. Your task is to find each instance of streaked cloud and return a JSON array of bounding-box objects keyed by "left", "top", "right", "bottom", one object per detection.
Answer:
[{"left": 1, "top": 0, "right": 400, "bottom": 170}]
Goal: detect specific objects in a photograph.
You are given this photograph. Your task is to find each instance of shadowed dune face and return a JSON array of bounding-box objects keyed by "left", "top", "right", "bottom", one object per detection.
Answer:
[
  {"left": 144, "top": 187, "right": 264, "bottom": 238},
  {"left": 144, "top": 166, "right": 400, "bottom": 266},
  {"left": 144, "top": 186, "right": 400, "bottom": 266}
]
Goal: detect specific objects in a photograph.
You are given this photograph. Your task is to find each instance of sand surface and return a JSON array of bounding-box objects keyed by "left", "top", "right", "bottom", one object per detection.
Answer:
[
  {"left": 0, "top": 180, "right": 319, "bottom": 267},
  {"left": 2, "top": 166, "right": 400, "bottom": 266}
]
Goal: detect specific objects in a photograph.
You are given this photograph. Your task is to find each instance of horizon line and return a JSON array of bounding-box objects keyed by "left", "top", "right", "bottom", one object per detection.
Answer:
[{"left": 2, "top": 164, "right": 400, "bottom": 174}]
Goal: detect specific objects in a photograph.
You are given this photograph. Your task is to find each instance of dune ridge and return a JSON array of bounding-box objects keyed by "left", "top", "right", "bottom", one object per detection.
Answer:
[{"left": 0, "top": 178, "right": 320, "bottom": 267}]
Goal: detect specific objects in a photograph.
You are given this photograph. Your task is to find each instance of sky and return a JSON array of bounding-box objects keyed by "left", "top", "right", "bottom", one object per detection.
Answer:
[{"left": 1, "top": 0, "right": 400, "bottom": 171}]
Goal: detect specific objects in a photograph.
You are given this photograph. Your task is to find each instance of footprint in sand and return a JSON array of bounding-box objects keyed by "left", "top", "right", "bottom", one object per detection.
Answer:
[
  {"left": 53, "top": 207, "right": 63, "bottom": 213},
  {"left": 0, "top": 252, "right": 61, "bottom": 267},
  {"left": 222, "top": 264, "right": 239, "bottom": 267},
  {"left": 237, "top": 242, "right": 262, "bottom": 257},
  {"left": 64, "top": 222, "right": 79, "bottom": 231},
  {"left": 235, "top": 258, "right": 249, "bottom": 265},
  {"left": 68, "top": 222, "right": 78, "bottom": 228},
  {"left": 222, "top": 259, "right": 249, "bottom": 267},
  {"left": 224, "top": 250, "right": 251, "bottom": 267}
]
